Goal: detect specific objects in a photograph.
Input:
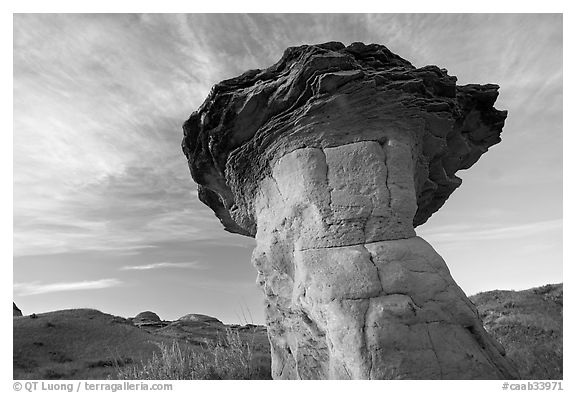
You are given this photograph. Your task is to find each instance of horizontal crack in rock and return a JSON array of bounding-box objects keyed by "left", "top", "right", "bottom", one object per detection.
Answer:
[{"left": 298, "top": 235, "right": 416, "bottom": 251}]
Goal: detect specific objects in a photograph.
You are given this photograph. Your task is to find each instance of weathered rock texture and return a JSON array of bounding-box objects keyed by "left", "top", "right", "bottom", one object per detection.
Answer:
[{"left": 182, "top": 42, "right": 517, "bottom": 379}]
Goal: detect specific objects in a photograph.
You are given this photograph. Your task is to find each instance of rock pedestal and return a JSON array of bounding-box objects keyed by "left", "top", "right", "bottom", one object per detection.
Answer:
[
  {"left": 252, "top": 142, "right": 515, "bottom": 379},
  {"left": 182, "top": 42, "right": 518, "bottom": 379}
]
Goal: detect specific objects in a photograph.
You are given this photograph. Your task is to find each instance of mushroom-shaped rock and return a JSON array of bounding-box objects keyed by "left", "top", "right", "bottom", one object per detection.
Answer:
[
  {"left": 182, "top": 42, "right": 518, "bottom": 380},
  {"left": 177, "top": 313, "right": 223, "bottom": 324},
  {"left": 13, "top": 302, "right": 22, "bottom": 317},
  {"left": 133, "top": 311, "right": 161, "bottom": 324}
]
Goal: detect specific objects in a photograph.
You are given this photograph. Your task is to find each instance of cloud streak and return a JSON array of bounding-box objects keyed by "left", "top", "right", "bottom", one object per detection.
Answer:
[
  {"left": 14, "top": 279, "right": 123, "bottom": 296},
  {"left": 13, "top": 14, "right": 225, "bottom": 257},
  {"left": 418, "top": 219, "right": 562, "bottom": 245},
  {"left": 120, "top": 261, "right": 205, "bottom": 271},
  {"left": 13, "top": 14, "right": 562, "bottom": 259}
]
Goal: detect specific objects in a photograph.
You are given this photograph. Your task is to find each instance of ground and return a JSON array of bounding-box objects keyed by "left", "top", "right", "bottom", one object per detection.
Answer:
[
  {"left": 470, "top": 283, "right": 563, "bottom": 380},
  {"left": 13, "top": 283, "right": 562, "bottom": 380}
]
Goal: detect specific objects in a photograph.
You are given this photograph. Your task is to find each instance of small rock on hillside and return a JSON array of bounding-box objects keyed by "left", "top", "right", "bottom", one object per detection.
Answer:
[
  {"left": 134, "top": 311, "right": 161, "bottom": 322},
  {"left": 177, "top": 314, "right": 223, "bottom": 324},
  {"left": 132, "top": 311, "right": 167, "bottom": 329}
]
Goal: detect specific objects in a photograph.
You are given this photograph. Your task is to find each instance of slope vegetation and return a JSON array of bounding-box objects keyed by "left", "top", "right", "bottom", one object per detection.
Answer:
[
  {"left": 14, "top": 283, "right": 562, "bottom": 380},
  {"left": 470, "top": 283, "right": 563, "bottom": 380}
]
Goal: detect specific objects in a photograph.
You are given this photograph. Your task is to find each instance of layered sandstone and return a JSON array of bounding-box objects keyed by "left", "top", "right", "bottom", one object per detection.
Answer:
[{"left": 182, "top": 42, "right": 517, "bottom": 379}]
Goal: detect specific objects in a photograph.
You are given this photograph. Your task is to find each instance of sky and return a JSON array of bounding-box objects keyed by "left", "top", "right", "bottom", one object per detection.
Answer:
[{"left": 13, "top": 14, "right": 562, "bottom": 325}]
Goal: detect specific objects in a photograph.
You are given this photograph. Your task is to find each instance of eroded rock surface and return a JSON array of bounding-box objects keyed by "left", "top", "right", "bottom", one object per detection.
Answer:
[
  {"left": 183, "top": 41, "right": 506, "bottom": 236},
  {"left": 182, "top": 42, "right": 517, "bottom": 379}
]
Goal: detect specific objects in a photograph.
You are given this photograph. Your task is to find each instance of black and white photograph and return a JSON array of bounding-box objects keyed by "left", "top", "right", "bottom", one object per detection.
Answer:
[{"left": 11, "top": 10, "right": 564, "bottom": 386}]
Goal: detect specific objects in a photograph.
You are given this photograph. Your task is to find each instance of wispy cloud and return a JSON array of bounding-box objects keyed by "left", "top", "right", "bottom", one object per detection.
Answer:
[
  {"left": 120, "top": 261, "right": 205, "bottom": 271},
  {"left": 13, "top": 14, "right": 561, "bottom": 260},
  {"left": 13, "top": 14, "right": 225, "bottom": 257},
  {"left": 418, "top": 219, "right": 562, "bottom": 245},
  {"left": 14, "top": 279, "right": 123, "bottom": 296}
]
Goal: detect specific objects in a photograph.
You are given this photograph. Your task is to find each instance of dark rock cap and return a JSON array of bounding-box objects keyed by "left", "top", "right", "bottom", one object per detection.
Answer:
[{"left": 183, "top": 41, "right": 507, "bottom": 236}]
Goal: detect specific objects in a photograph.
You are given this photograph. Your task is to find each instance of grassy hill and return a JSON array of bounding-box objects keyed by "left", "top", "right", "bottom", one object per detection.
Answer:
[
  {"left": 13, "top": 308, "right": 270, "bottom": 380},
  {"left": 14, "top": 283, "right": 562, "bottom": 380},
  {"left": 13, "top": 308, "right": 185, "bottom": 379},
  {"left": 470, "top": 283, "right": 563, "bottom": 380}
]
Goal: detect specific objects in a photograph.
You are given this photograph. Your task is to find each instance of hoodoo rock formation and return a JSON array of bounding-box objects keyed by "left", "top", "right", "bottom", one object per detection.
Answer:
[{"left": 182, "top": 42, "right": 518, "bottom": 379}]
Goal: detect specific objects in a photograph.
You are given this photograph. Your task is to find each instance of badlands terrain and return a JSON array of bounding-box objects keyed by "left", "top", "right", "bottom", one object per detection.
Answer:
[{"left": 13, "top": 283, "right": 562, "bottom": 380}]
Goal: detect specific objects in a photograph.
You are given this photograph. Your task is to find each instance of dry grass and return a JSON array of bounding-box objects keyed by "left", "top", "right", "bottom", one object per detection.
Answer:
[
  {"left": 116, "top": 328, "right": 270, "bottom": 380},
  {"left": 471, "top": 283, "right": 563, "bottom": 380}
]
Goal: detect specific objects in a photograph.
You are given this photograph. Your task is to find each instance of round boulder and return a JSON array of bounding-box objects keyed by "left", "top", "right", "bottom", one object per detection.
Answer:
[
  {"left": 177, "top": 313, "right": 222, "bottom": 324},
  {"left": 133, "top": 311, "right": 161, "bottom": 323}
]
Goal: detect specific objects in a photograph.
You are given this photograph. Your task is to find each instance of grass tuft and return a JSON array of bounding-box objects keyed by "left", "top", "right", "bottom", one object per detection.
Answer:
[{"left": 116, "top": 328, "right": 269, "bottom": 380}]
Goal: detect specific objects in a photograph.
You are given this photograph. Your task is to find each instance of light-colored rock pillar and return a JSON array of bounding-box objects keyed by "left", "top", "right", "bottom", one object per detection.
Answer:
[
  {"left": 182, "top": 42, "right": 518, "bottom": 380},
  {"left": 252, "top": 139, "right": 517, "bottom": 379}
]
